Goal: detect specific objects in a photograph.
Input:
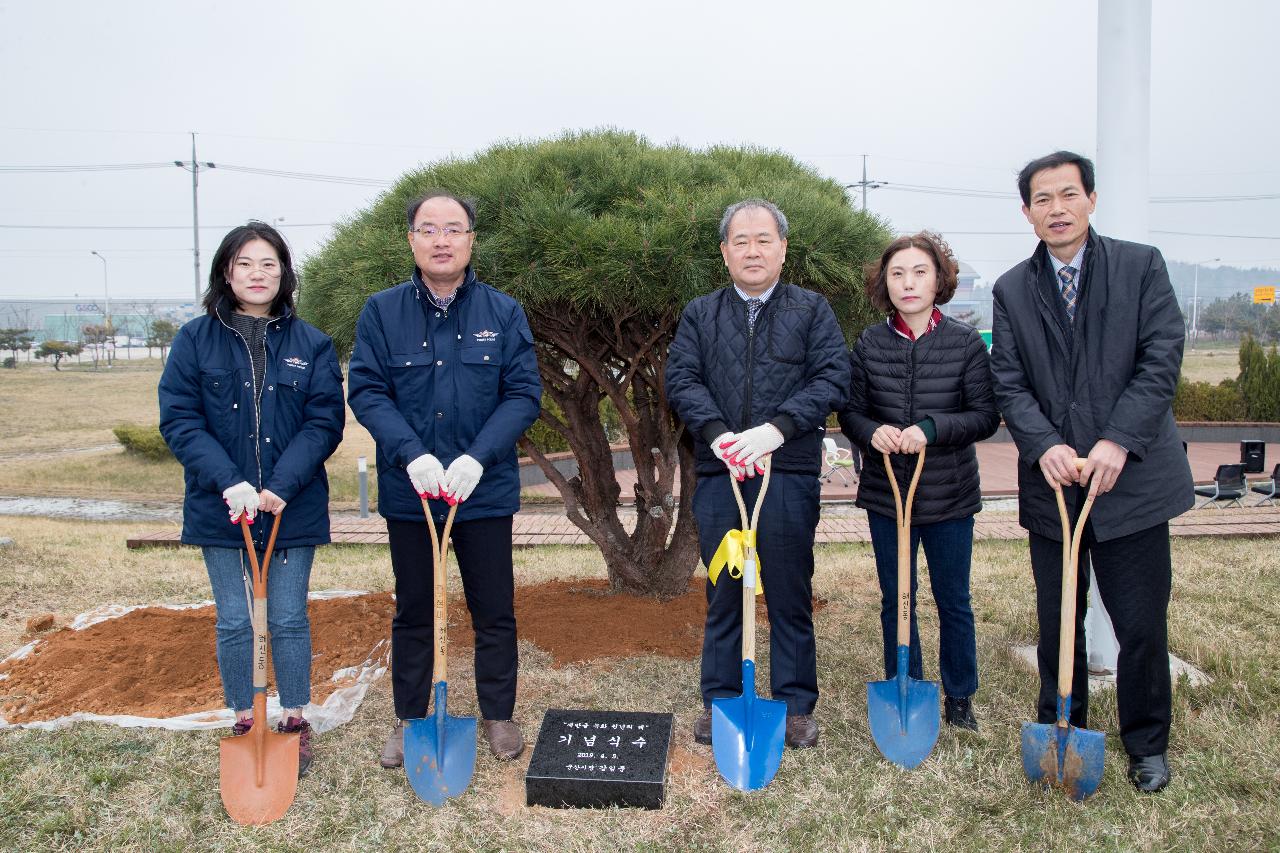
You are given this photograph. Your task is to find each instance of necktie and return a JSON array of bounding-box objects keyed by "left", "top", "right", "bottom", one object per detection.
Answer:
[
  {"left": 1057, "top": 265, "right": 1078, "bottom": 322},
  {"left": 746, "top": 298, "right": 763, "bottom": 330}
]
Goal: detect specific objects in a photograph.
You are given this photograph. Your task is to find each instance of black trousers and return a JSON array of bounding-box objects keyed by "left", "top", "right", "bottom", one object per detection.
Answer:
[
  {"left": 386, "top": 515, "right": 517, "bottom": 721},
  {"left": 1030, "top": 516, "right": 1173, "bottom": 757},
  {"left": 693, "top": 472, "right": 821, "bottom": 715}
]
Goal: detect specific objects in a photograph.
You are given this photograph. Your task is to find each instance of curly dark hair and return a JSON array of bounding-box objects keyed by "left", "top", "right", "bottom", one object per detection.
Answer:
[{"left": 864, "top": 230, "right": 959, "bottom": 314}]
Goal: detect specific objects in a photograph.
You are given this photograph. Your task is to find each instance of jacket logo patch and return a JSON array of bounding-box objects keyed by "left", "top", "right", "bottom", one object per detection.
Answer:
[
  {"left": 283, "top": 356, "right": 309, "bottom": 370},
  {"left": 473, "top": 329, "right": 499, "bottom": 342}
]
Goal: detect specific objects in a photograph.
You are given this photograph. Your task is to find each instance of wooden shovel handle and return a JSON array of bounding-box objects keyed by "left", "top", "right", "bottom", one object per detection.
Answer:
[
  {"left": 1054, "top": 459, "right": 1094, "bottom": 717},
  {"left": 728, "top": 458, "right": 771, "bottom": 664},
  {"left": 239, "top": 512, "right": 283, "bottom": 697},
  {"left": 883, "top": 449, "right": 926, "bottom": 647},
  {"left": 423, "top": 499, "right": 460, "bottom": 685}
]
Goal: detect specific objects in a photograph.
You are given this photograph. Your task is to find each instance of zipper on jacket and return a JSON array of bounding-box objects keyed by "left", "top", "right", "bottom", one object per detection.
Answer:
[
  {"left": 742, "top": 300, "right": 755, "bottom": 429},
  {"left": 215, "top": 313, "right": 265, "bottom": 516}
]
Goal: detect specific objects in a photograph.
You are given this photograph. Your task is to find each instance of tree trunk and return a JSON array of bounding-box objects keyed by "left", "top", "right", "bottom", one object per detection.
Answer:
[{"left": 521, "top": 307, "right": 700, "bottom": 599}]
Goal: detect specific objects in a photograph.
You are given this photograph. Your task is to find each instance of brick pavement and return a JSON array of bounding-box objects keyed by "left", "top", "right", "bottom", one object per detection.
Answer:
[
  {"left": 126, "top": 440, "right": 1277, "bottom": 549},
  {"left": 127, "top": 502, "right": 1280, "bottom": 549}
]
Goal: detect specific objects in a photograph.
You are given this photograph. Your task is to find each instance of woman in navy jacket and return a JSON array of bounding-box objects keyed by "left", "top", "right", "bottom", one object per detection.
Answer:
[
  {"left": 159, "top": 222, "right": 345, "bottom": 775},
  {"left": 837, "top": 231, "right": 999, "bottom": 731}
]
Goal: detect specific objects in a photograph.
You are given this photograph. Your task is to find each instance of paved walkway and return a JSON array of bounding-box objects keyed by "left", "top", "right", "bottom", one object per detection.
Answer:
[
  {"left": 126, "top": 440, "right": 1278, "bottom": 548},
  {"left": 521, "top": 441, "right": 1253, "bottom": 501},
  {"left": 127, "top": 503, "right": 1280, "bottom": 549}
]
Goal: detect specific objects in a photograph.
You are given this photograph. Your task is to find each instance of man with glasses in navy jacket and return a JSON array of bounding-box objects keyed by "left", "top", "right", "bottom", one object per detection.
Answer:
[{"left": 349, "top": 190, "right": 541, "bottom": 769}]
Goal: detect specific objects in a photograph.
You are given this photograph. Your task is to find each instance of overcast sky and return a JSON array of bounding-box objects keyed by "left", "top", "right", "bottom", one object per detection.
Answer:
[{"left": 1, "top": 0, "right": 1277, "bottom": 302}]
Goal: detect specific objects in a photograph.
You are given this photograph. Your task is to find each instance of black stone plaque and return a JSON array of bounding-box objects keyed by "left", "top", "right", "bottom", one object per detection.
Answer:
[{"left": 525, "top": 708, "right": 673, "bottom": 809}]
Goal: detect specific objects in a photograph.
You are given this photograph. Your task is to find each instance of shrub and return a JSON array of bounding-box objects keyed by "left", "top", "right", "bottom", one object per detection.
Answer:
[
  {"left": 113, "top": 424, "right": 174, "bottom": 461},
  {"left": 1173, "top": 379, "right": 1247, "bottom": 422}
]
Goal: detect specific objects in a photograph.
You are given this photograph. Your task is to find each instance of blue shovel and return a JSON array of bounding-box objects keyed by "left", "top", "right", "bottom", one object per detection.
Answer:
[
  {"left": 867, "top": 449, "right": 940, "bottom": 769},
  {"left": 404, "top": 499, "right": 477, "bottom": 805},
  {"left": 712, "top": 458, "right": 787, "bottom": 791},
  {"left": 1021, "top": 463, "right": 1105, "bottom": 801}
]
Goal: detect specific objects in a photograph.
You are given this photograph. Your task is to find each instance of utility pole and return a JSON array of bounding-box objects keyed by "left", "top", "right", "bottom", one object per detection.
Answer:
[
  {"left": 844, "top": 154, "right": 885, "bottom": 212},
  {"left": 175, "top": 132, "right": 215, "bottom": 308}
]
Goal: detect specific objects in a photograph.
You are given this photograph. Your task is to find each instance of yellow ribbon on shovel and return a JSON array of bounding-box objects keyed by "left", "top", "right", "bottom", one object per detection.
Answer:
[{"left": 708, "top": 528, "right": 764, "bottom": 596}]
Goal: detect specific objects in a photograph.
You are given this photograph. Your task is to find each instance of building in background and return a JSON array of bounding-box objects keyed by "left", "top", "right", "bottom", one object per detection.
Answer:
[{"left": 0, "top": 297, "right": 197, "bottom": 359}]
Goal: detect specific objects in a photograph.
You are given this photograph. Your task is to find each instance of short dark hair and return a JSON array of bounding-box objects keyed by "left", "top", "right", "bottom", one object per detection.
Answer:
[
  {"left": 203, "top": 221, "right": 297, "bottom": 317},
  {"left": 864, "top": 231, "right": 960, "bottom": 314},
  {"left": 1017, "top": 150, "right": 1096, "bottom": 205},
  {"left": 405, "top": 190, "right": 476, "bottom": 230}
]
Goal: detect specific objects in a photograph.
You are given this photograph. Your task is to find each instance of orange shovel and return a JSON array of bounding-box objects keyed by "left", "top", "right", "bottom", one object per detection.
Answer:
[{"left": 219, "top": 511, "right": 300, "bottom": 825}]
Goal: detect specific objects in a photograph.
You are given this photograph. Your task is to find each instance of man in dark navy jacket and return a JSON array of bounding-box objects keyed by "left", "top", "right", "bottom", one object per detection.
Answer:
[
  {"left": 991, "top": 151, "right": 1192, "bottom": 793},
  {"left": 348, "top": 191, "right": 541, "bottom": 767},
  {"left": 665, "top": 199, "right": 849, "bottom": 749}
]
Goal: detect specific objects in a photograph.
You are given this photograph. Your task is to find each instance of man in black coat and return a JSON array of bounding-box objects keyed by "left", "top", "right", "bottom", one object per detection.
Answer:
[
  {"left": 665, "top": 199, "right": 849, "bottom": 750},
  {"left": 991, "top": 151, "right": 1192, "bottom": 793}
]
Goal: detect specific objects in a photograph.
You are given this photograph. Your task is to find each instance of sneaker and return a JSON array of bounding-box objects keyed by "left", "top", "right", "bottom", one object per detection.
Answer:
[
  {"left": 380, "top": 720, "right": 404, "bottom": 769},
  {"left": 278, "top": 716, "right": 313, "bottom": 777},
  {"left": 231, "top": 717, "right": 254, "bottom": 736},
  {"left": 944, "top": 696, "right": 979, "bottom": 731}
]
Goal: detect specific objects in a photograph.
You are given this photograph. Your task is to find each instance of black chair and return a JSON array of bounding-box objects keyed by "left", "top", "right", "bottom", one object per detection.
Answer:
[
  {"left": 1194, "top": 464, "right": 1247, "bottom": 509},
  {"left": 1251, "top": 462, "right": 1280, "bottom": 507}
]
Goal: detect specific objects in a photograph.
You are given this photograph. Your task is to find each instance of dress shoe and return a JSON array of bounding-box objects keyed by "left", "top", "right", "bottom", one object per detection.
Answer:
[
  {"left": 1128, "top": 753, "right": 1171, "bottom": 793},
  {"left": 693, "top": 708, "right": 712, "bottom": 745},
  {"left": 944, "top": 696, "right": 979, "bottom": 732},
  {"left": 784, "top": 714, "right": 819, "bottom": 749},
  {"left": 483, "top": 719, "right": 525, "bottom": 760},
  {"left": 380, "top": 720, "right": 404, "bottom": 769}
]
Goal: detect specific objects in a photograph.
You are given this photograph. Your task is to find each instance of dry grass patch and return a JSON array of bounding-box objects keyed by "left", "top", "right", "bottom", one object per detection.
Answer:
[
  {"left": 1179, "top": 342, "right": 1241, "bottom": 385},
  {"left": 0, "top": 520, "right": 1277, "bottom": 851}
]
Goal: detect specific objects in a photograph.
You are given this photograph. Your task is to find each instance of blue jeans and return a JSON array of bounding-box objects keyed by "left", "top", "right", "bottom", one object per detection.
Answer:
[
  {"left": 202, "top": 545, "right": 314, "bottom": 711},
  {"left": 866, "top": 512, "right": 977, "bottom": 699}
]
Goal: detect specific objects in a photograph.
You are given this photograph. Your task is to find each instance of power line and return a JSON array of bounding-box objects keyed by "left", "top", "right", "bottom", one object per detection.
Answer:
[
  {"left": 0, "top": 163, "right": 174, "bottom": 173},
  {"left": 0, "top": 222, "right": 336, "bottom": 231},
  {"left": 1, "top": 161, "right": 393, "bottom": 187},
  {"left": 215, "top": 164, "right": 392, "bottom": 187}
]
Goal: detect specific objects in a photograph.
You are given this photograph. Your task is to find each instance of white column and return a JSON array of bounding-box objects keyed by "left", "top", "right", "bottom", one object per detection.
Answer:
[
  {"left": 1094, "top": 0, "right": 1152, "bottom": 243},
  {"left": 1087, "top": 0, "right": 1153, "bottom": 673}
]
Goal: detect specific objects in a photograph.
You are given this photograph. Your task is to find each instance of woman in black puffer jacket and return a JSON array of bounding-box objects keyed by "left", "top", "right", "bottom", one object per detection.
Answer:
[{"left": 837, "top": 231, "right": 999, "bottom": 731}]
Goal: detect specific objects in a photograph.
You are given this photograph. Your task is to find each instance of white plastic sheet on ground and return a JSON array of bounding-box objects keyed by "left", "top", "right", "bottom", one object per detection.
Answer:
[{"left": 0, "top": 590, "right": 389, "bottom": 734}]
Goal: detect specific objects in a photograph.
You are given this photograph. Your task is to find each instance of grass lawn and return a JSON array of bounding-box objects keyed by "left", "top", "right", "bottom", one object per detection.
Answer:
[
  {"left": 1178, "top": 342, "right": 1241, "bottom": 386},
  {"left": 0, "top": 517, "right": 1276, "bottom": 851},
  {"left": 0, "top": 360, "right": 379, "bottom": 506}
]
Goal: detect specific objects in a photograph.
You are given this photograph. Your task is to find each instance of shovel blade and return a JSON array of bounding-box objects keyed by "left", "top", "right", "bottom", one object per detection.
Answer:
[
  {"left": 866, "top": 675, "right": 940, "bottom": 770},
  {"left": 1020, "top": 721, "right": 1105, "bottom": 801},
  {"left": 219, "top": 728, "right": 300, "bottom": 825},
  {"left": 711, "top": 661, "right": 787, "bottom": 791},
  {"left": 404, "top": 682, "right": 478, "bottom": 806}
]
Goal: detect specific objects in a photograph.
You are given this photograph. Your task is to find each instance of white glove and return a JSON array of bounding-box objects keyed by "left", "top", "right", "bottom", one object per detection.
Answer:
[
  {"left": 223, "top": 481, "right": 260, "bottom": 523},
  {"left": 407, "top": 453, "right": 445, "bottom": 498},
  {"left": 720, "top": 424, "right": 785, "bottom": 472},
  {"left": 711, "top": 432, "right": 747, "bottom": 479},
  {"left": 442, "top": 454, "right": 484, "bottom": 504}
]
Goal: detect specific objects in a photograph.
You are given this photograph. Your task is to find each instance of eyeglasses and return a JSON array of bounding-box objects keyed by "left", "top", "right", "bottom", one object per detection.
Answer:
[
  {"left": 233, "top": 259, "right": 282, "bottom": 277},
  {"left": 410, "top": 224, "right": 473, "bottom": 239}
]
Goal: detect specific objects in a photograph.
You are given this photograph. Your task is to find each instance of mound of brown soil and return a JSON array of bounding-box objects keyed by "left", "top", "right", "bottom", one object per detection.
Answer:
[{"left": 1, "top": 579, "right": 822, "bottom": 725}]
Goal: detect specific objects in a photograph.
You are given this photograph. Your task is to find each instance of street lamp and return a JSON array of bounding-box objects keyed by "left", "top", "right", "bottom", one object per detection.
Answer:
[
  {"left": 271, "top": 216, "right": 286, "bottom": 230},
  {"left": 89, "top": 250, "right": 111, "bottom": 325},
  {"left": 1190, "top": 257, "right": 1220, "bottom": 348},
  {"left": 90, "top": 250, "right": 113, "bottom": 366}
]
